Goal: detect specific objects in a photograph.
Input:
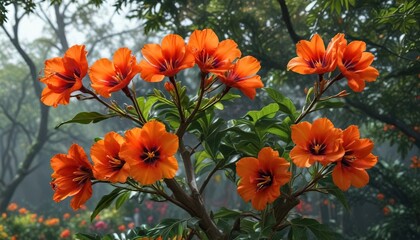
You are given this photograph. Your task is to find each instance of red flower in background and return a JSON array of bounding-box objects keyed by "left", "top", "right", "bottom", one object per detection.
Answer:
[
  {"left": 60, "top": 229, "right": 71, "bottom": 238},
  {"left": 7, "top": 203, "right": 18, "bottom": 211},
  {"left": 40, "top": 45, "right": 88, "bottom": 107}
]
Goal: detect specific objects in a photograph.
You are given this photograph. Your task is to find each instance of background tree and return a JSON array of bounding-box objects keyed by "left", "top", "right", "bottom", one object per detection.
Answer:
[{"left": 0, "top": 1, "right": 144, "bottom": 212}]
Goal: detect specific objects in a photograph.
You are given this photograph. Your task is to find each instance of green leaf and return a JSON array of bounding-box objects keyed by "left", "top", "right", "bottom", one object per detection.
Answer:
[
  {"left": 213, "top": 207, "right": 242, "bottom": 219},
  {"left": 137, "top": 96, "right": 158, "bottom": 120},
  {"left": 147, "top": 218, "right": 196, "bottom": 239},
  {"left": 115, "top": 191, "right": 131, "bottom": 210},
  {"left": 305, "top": 87, "right": 314, "bottom": 105},
  {"left": 91, "top": 188, "right": 125, "bottom": 221},
  {"left": 246, "top": 103, "right": 279, "bottom": 123},
  {"left": 288, "top": 225, "right": 308, "bottom": 240},
  {"left": 264, "top": 88, "right": 297, "bottom": 120},
  {"left": 55, "top": 112, "right": 116, "bottom": 129},
  {"left": 290, "top": 218, "right": 341, "bottom": 240},
  {"left": 221, "top": 93, "right": 241, "bottom": 101},
  {"left": 319, "top": 176, "right": 350, "bottom": 210},
  {"left": 194, "top": 151, "right": 214, "bottom": 175},
  {"left": 326, "top": 187, "right": 350, "bottom": 210},
  {"left": 74, "top": 233, "right": 101, "bottom": 240},
  {"left": 214, "top": 102, "right": 224, "bottom": 110},
  {"left": 314, "top": 100, "right": 345, "bottom": 111}
]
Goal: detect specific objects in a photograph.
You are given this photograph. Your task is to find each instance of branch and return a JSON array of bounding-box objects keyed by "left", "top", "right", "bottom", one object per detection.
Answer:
[
  {"left": 347, "top": 34, "right": 418, "bottom": 62},
  {"left": 277, "top": 0, "right": 303, "bottom": 44},
  {"left": 87, "top": 27, "right": 141, "bottom": 54},
  {"left": 346, "top": 98, "right": 420, "bottom": 149}
]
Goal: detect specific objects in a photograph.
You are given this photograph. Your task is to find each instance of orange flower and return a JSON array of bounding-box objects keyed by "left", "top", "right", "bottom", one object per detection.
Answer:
[
  {"left": 79, "top": 219, "right": 87, "bottom": 227},
  {"left": 118, "top": 224, "right": 126, "bottom": 231},
  {"left": 127, "top": 222, "right": 135, "bottom": 229},
  {"left": 383, "top": 206, "right": 391, "bottom": 215},
  {"left": 63, "top": 213, "right": 71, "bottom": 220},
  {"left": 236, "top": 147, "right": 291, "bottom": 211},
  {"left": 139, "top": 34, "right": 195, "bottom": 82},
  {"left": 410, "top": 156, "right": 420, "bottom": 168},
  {"left": 40, "top": 45, "right": 88, "bottom": 107},
  {"left": 332, "top": 125, "right": 378, "bottom": 191},
  {"left": 7, "top": 203, "right": 18, "bottom": 211},
  {"left": 44, "top": 217, "right": 60, "bottom": 226},
  {"left": 337, "top": 40, "right": 379, "bottom": 92},
  {"left": 290, "top": 118, "right": 345, "bottom": 167},
  {"left": 187, "top": 29, "right": 241, "bottom": 73},
  {"left": 120, "top": 121, "right": 179, "bottom": 185},
  {"left": 216, "top": 56, "right": 263, "bottom": 99},
  {"left": 89, "top": 48, "right": 141, "bottom": 97},
  {"left": 1, "top": 213, "right": 6, "bottom": 219},
  {"left": 60, "top": 229, "right": 71, "bottom": 238},
  {"left": 18, "top": 208, "right": 28, "bottom": 215},
  {"left": 50, "top": 144, "right": 94, "bottom": 210},
  {"left": 376, "top": 193, "right": 385, "bottom": 201},
  {"left": 91, "top": 131, "right": 130, "bottom": 183},
  {"left": 287, "top": 33, "right": 344, "bottom": 75}
]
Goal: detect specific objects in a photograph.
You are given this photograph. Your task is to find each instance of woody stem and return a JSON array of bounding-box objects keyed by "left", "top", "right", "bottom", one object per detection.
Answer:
[{"left": 166, "top": 72, "right": 224, "bottom": 239}]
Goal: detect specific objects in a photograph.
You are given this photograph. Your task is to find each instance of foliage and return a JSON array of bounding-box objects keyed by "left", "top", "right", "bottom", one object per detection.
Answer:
[
  {"left": 0, "top": 0, "right": 35, "bottom": 24},
  {"left": 0, "top": 203, "right": 129, "bottom": 239}
]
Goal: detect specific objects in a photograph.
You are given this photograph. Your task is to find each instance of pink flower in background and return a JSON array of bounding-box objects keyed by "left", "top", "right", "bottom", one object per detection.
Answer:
[{"left": 94, "top": 220, "right": 108, "bottom": 231}]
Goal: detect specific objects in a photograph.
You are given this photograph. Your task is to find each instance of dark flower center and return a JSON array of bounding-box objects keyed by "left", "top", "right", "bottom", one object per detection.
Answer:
[
  {"left": 55, "top": 72, "right": 76, "bottom": 82},
  {"left": 309, "top": 141, "right": 326, "bottom": 155},
  {"left": 342, "top": 151, "right": 356, "bottom": 167},
  {"left": 256, "top": 170, "right": 273, "bottom": 191},
  {"left": 308, "top": 55, "right": 326, "bottom": 69},
  {"left": 72, "top": 166, "right": 92, "bottom": 185},
  {"left": 140, "top": 146, "right": 160, "bottom": 165},
  {"left": 107, "top": 155, "right": 126, "bottom": 171}
]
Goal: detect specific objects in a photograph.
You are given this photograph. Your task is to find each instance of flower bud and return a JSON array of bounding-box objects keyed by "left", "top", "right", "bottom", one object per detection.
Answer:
[{"left": 164, "top": 82, "right": 175, "bottom": 92}]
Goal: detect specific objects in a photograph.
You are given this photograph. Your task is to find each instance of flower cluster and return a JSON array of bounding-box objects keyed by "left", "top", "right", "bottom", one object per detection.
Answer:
[
  {"left": 40, "top": 29, "right": 264, "bottom": 211},
  {"left": 39, "top": 28, "right": 263, "bottom": 108},
  {"left": 39, "top": 28, "right": 381, "bottom": 239},
  {"left": 287, "top": 33, "right": 379, "bottom": 92},
  {"left": 0, "top": 202, "right": 130, "bottom": 239},
  {"left": 290, "top": 118, "right": 378, "bottom": 191},
  {"left": 50, "top": 121, "right": 178, "bottom": 210}
]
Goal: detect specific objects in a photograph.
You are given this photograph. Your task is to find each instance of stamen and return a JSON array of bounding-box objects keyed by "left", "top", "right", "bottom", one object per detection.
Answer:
[
  {"left": 72, "top": 167, "right": 92, "bottom": 184},
  {"left": 256, "top": 175, "right": 272, "bottom": 191}
]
